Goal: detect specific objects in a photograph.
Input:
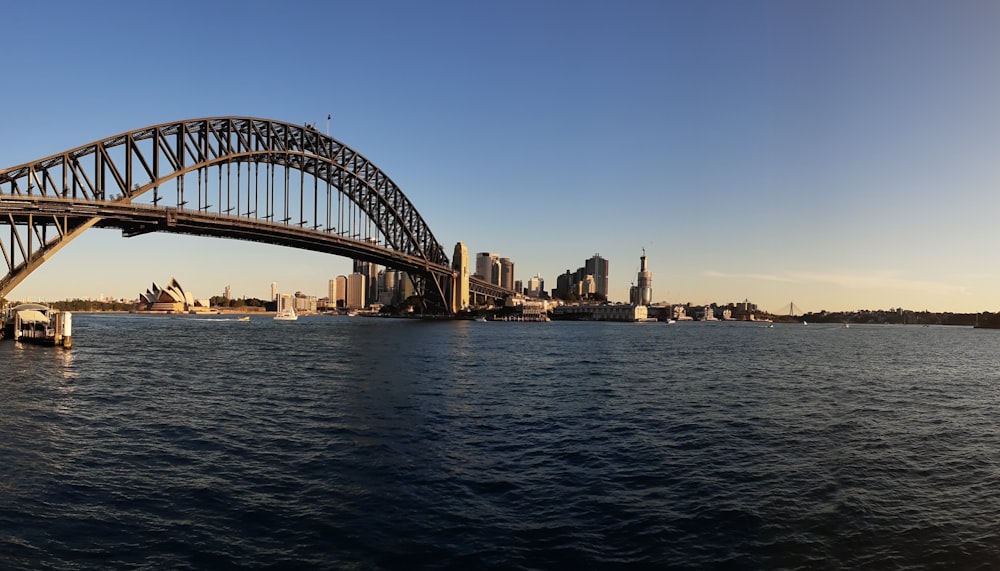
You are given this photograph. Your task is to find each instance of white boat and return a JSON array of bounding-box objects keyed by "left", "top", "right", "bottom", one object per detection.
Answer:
[
  {"left": 274, "top": 308, "right": 297, "bottom": 321},
  {"left": 274, "top": 294, "right": 298, "bottom": 321}
]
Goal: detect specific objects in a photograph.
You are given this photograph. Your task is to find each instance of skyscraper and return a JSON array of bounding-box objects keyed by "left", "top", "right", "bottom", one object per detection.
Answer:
[
  {"left": 500, "top": 258, "right": 515, "bottom": 290},
  {"left": 347, "top": 273, "right": 366, "bottom": 309},
  {"left": 354, "top": 259, "right": 379, "bottom": 307},
  {"left": 335, "top": 275, "right": 347, "bottom": 308},
  {"left": 476, "top": 252, "right": 502, "bottom": 285},
  {"left": 453, "top": 242, "right": 470, "bottom": 312},
  {"left": 527, "top": 274, "right": 544, "bottom": 298},
  {"left": 585, "top": 254, "right": 609, "bottom": 298}
]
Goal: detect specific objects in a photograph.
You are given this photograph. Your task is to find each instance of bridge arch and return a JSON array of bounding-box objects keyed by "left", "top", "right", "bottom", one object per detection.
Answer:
[{"left": 0, "top": 117, "right": 457, "bottom": 307}]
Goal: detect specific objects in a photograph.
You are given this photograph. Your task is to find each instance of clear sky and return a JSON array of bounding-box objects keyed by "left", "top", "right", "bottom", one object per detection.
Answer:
[{"left": 2, "top": 0, "right": 999, "bottom": 313}]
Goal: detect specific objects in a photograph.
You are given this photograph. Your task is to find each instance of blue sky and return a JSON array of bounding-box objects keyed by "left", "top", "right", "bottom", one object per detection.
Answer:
[{"left": 2, "top": 0, "right": 999, "bottom": 313}]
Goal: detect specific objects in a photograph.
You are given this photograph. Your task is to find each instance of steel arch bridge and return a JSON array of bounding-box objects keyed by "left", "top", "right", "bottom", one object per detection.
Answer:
[{"left": 0, "top": 117, "right": 510, "bottom": 310}]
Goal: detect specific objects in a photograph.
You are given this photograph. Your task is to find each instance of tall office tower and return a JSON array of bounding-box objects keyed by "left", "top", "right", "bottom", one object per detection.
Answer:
[
  {"left": 476, "top": 252, "right": 499, "bottom": 284},
  {"left": 453, "top": 242, "right": 470, "bottom": 312},
  {"left": 328, "top": 279, "right": 337, "bottom": 305},
  {"left": 527, "top": 274, "right": 544, "bottom": 298},
  {"left": 224, "top": 285, "right": 231, "bottom": 301},
  {"left": 500, "top": 258, "right": 515, "bottom": 290},
  {"left": 378, "top": 269, "right": 399, "bottom": 306},
  {"left": 346, "top": 273, "right": 367, "bottom": 309},
  {"left": 354, "top": 259, "right": 379, "bottom": 306},
  {"left": 335, "top": 275, "right": 348, "bottom": 308},
  {"left": 514, "top": 279, "right": 524, "bottom": 295},
  {"left": 636, "top": 249, "right": 653, "bottom": 306},
  {"left": 555, "top": 270, "right": 573, "bottom": 298},
  {"left": 270, "top": 282, "right": 279, "bottom": 301},
  {"left": 585, "top": 254, "right": 609, "bottom": 298}
]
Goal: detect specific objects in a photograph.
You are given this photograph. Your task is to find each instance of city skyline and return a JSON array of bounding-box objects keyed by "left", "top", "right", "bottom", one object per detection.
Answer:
[{"left": 3, "top": 1, "right": 1000, "bottom": 313}]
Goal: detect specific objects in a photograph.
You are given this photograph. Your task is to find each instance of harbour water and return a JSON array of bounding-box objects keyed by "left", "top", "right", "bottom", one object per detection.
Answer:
[{"left": 3, "top": 315, "right": 1000, "bottom": 569}]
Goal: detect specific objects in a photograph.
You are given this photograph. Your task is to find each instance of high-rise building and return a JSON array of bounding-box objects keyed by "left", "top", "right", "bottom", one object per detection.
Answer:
[
  {"left": 346, "top": 273, "right": 367, "bottom": 309},
  {"left": 328, "top": 279, "right": 337, "bottom": 306},
  {"left": 527, "top": 274, "right": 544, "bottom": 298},
  {"left": 378, "top": 269, "right": 401, "bottom": 306},
  {"left": 224, "top": 285, "right": 231, "bottom": 302},
  {"left": 476, "top": 252, "right": 503, "bottom": 285},
  {"left": 453, "top": 243, "right": 470, "bottom": 312},
  {"left": 500, "top": 258, "right": 515, "bottom": 290},
  {"left": 585, "top": 254, "right": 609, "bottom": 298},
  {"left": 270, "top": 282, "right": 278, "bottom": 301},
  {"left": 354, "top": 259, "right": 379, "bottom": 307},
  {"left": 335, "top": 275, "right": 347, "bottom": 308},
  {"left": 556, "top": 270, "right": 574, "bottom": 298}
]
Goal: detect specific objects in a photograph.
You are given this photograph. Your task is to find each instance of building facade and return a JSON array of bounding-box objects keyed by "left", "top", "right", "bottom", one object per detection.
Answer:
[
  {"left": 453, "top": 242, "right": 470, "bottom": 312},
  {"left": 346, "top": 273, "right": 367, "bottom": 309},
  {"left": 552, "top": 304, "right": 648, "bottom": 322},
  {"left": 629, "top": 249, "right": 653, "bottom": 306},
  {"left": 585, "top": 254, "right": 609, "bottom": 298}
]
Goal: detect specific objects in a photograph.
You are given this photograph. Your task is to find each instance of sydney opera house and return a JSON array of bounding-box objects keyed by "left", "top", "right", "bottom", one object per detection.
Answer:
[{"left": 137, "top": 278, "right": 212, "bottom": 313}]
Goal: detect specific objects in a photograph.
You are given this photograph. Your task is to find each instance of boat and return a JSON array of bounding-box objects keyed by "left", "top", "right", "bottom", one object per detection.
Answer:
[
  {"left": 237, "top": 316, "right": 250, "bottom": 322},
  {"left": 475, "top": 316, "right": 488, "bottom": 322},
  {"left": 274, "top": 294, "right": 298, "bottom": 321},
  {"left": 274, "top": 307, "right": 297, "bottom": 321}
]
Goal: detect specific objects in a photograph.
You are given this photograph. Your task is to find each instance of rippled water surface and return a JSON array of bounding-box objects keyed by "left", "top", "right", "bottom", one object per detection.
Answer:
[{"left": 3, "top": 315, "right": 1000, "bottom": 569}]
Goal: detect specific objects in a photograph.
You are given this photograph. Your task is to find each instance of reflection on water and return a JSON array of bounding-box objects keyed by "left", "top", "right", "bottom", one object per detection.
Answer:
[{"left": 3, "top": 317, "right": 1000, "bottom": 569}]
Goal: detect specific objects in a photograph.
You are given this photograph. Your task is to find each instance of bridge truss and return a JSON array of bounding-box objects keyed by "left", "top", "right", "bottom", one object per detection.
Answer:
[{"left": 0, "top": 117, "right": 489, "bottom": 309}]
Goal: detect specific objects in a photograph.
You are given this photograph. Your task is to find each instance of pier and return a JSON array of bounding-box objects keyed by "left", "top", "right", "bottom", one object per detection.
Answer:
[{"left": 1, "top": 304, "right": 73, "bottom": 348}]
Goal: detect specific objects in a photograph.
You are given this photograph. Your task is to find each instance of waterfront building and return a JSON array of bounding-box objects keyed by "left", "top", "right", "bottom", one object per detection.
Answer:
[
  {"left": 453, "top": 243, "right": 470, "bottom": 312},
  {"left": 328, "top": 279, "right": 337, "bottom": 307},
  {"left": 629, "top": 249, "right": 653, "bottom": 306},
  {"left": 514, "top": 279, "right": 524, "bottom": 296},
  {"left": 552, "top": 303, "right": 647, "bottom": 322},
  {"left": 502, "top": 295, "right": 551, "bottom": 321},
  {"left": 138, "top": 278, "right": 211, "bottom": 313},
  {"left": 585, "top": 254, "right": 609, "bottom": 298}
]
